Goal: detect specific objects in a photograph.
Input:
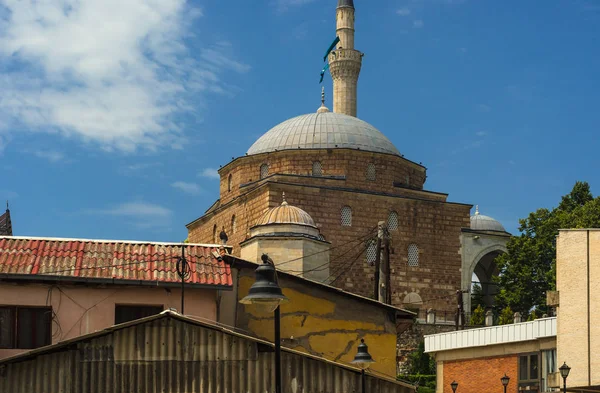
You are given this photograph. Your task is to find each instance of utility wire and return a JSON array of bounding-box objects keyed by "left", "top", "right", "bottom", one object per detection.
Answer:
[{"left": 328, "top": 242, "right": 370, "bottom": 284}]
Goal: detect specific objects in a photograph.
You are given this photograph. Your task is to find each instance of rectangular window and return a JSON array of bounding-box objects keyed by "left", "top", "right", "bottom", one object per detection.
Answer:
[
  {"left": 0, "top": 306, "right": 51, "bottom": 349},
  {"left": 519, "top": 353, "right": 541, "bottom": 391},
  {"left": 115, "top": 305, "right": 163, "bottom": 324},
  {"left": 541, "top": 349, "right": 557, "bottom": 392}
]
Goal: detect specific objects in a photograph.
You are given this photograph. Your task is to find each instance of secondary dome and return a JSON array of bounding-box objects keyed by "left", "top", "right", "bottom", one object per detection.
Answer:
[
  {"left": 255, "top": 194, "right": 316, "bottom": 228},
  {"left": 247, "top": 112, "right": 400, "bottom": 156},
  {"left": 470, "top": 206, "right": 506, "bottom": 232}
]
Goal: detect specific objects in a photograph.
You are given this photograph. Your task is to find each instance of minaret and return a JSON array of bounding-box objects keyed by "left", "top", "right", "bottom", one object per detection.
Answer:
[{"left": 329, "top": 0, "right": 362, "bottom": 117}]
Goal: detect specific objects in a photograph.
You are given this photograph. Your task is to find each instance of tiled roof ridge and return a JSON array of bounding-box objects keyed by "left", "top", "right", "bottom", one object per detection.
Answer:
[{"left": 0, "top": 235, "right": 228, "bottom": 248}]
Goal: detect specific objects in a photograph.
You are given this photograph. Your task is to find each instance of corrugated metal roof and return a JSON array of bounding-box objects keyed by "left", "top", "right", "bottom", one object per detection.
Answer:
[
  {"left": 424, "top": 317, "right": 557, "bottom": 353},
  {"left": 0, "top": 236, "right": 232, "bottom": 288},
  {"left": 0, "top": 311, "right": 416, "bottom": 393}
]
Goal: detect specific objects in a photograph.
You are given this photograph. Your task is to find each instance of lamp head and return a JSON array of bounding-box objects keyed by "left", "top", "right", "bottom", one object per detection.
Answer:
[
  {"left": 239, "top": 256, "right": 288, "bottom": 313},
  {"left": 559, "top": 362, "right": 571, "bottom": 379},
  {"left": 351, "top": 339, "right": 375, "bottom": 370},
  {"left": 501, "top": 374, "right": 510, "bottom": 387},
  {"left": 450, "top": 381, "right": 458, "bottom": 393}
]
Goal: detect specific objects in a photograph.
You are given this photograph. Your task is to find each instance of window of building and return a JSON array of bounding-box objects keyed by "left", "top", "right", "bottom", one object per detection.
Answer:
[
  {"left": 366, "top": 240, "right": 378, "bottom": 266},
  {"left": 388, "top": 211, "right": 399, "bottom": 231},
  {"left": 231, "top": 215, "right": 237, "bottom": 234},
  {"left": 213, "top": 224, "right": 217, "bottom": 244},
  {"left": 260, "top": 164, "right": 269, "bottom": 179},
  {"left": 115, "top": 305, "right": 163, "bottom": 325},
  {"left": 0, "top": 306, "right": 51, "bottom": 349},
  {"left": 341, "top": 206, "right": 352, "bottom": 226},
  {"left": 408, "top": 244, "right": 419, "bottom": 267},
  {"left": 366, "top": 163, "right": 376, "bottom": 181},
  {"left": 228, "top": 174, "right": 232, "bottom": 192},
  {"left": 541, "top": 350, "right": 557, "bottom": 392},
  {"left": 519, "top": 353, "right": 540, "bottom": 385},
  {"left": 312, "top": 161, "right": 322, "bottom": 176}
]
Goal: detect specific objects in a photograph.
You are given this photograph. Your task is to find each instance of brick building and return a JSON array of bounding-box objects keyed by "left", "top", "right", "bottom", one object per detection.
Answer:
[{"left": 186, "top": 0, "right": 509, "bottom": 314}]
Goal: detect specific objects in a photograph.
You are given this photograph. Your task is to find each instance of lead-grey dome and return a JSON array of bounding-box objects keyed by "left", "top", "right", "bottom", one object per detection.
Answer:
[
  {"left": 470, "top": 206, "right": 506, "bottom": 232},
  {"left": 338, "top": 0, "right": 354, "bottom": 8},
  {"left": 247, "top": 112, "right": 400, "bottom": 156}
]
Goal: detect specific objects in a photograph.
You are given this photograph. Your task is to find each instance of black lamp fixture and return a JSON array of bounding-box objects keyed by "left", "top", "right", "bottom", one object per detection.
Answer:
[
  {"left": 352, "top": 339, "right": 375, "bottom": 393},
  {"left": 450, "top": 381, "right": 458, "bottom": 393},
  {"left": 239, "top": 254, "right": 289, "bottom": 393},
  {"left": 501, "top": 374, "right": 510, "bottom": 393},
  {"left": 559, "top": 362, "right": 571, "bottom": 393}
]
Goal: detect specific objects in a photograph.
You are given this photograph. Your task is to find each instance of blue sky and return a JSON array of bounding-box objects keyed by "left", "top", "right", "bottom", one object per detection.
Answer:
[{"left": 1, "top": 0, "right": 599, "bottom": 242}]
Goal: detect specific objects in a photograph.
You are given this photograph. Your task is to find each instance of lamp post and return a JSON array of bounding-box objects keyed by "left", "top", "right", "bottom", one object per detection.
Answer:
[
  {"left": 450, "top": 381, "right": 458, "bottom": 393},
  {"left": 239, "top": 254, "right": 289, "bottom": 393},
  {"left": 559, "top": 362, "right": 571, "bottom": 393},
  {"left": 352, "top": 339, "right": 375, "bottom": 393},
  {"left": 501, "top": 374, "right": 510, "bottom": 393}
]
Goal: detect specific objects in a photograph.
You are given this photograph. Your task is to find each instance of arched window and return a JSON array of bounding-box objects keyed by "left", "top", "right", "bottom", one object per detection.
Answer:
[
  {"left": 260, "top": 164, "right": 269, "bottom": 179},
  {"left": 408, "top": 244, "right": 419, "bottom": 267},
  {"left": 366, "top": 163, "right": 376, "bottom": 181},
  {"left": 388, "top": 211, "right": 399, "bottom": 231},
  {"left": 312, "top": 161, "right": 322, "bottom": 176},
  {"left": 228, "top": 174, "right": 232, "bottom": 192},
  {"left": 341, "top": 206, "right": 352, "bottom": 227},
  {"left": 212, "top": 224, "right": 218, "bottom": 244},
  {"left": 231, "top": 215, "right": 237, "bottom": 234},
  {"left": 366, "top": 240, "right": 378, "bottom": 266}
]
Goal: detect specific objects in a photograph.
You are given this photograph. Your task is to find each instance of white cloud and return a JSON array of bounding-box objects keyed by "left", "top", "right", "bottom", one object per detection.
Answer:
[
  {"left": 31, "top": 150, "right": 65, "bottom": 163},
  {"left": 0, "top": 190, "right": 19, "bottom": 200},
  {"left": 171, "top": 181, "right": 201, "bottom": 195},
  {"left": 0, "top": 0, "right": 249, "bottom": 152},
  {"left": 87, "top": 201, "right": 172, "bottom": 229},
  {"left": 397, "top": 8, "right": 411, "bottom": 16},
  {"left": 272, "top": 0, "right": 317, "bottom": 12},
  {"left": 413, "top": 20, "right": 424, "bottom": 28},
  {"left": 475, "top": 131, "right": 487, "bottom": 137},
  {"left": 199, "top": 168, "right": 220, "bottom": 179}
]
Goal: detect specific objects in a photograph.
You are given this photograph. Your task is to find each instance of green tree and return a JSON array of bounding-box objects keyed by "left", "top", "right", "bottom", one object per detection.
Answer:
[
  {"left": 470, "top": 282, "right": 485, "bottom": 312},
  {"left": 470, "top": 304, "right": 485, "bottom": 325},
  {"left": 494, "top": 182, "right": 600, "bottom": 316},
  {"left": 404, "top": 341, "right": 435, "bottom": 375},
  {"left": 498, "top": 306, "right": 514, "bottom": 325}
]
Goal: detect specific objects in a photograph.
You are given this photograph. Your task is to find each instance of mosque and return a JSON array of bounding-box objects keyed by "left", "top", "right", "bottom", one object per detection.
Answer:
[{"left": 186, "top": 0, "right": 510, "bottom": 315}]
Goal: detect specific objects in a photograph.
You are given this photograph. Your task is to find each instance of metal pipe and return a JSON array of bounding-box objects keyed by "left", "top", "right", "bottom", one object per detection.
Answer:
[
  {"left": 362, "top": 369, "right": 365, "bottom": 393},
  {"left": 275, "top": 305, "right": 282, "bottom": 393},
  {"left": 563, "top": 377, "right": 567, "bottom": 393}
]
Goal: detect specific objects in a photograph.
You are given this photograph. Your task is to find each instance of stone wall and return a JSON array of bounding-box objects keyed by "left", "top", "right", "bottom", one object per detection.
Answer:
[{"left": 187, "top": 149, "right": 471, "bottom": 313}]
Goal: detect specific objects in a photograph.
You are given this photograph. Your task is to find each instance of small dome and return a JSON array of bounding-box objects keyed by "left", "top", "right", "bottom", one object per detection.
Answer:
[
  {"left": 247, "top": 112, "right": 400, "bottom": 156},
  {"left": 255, "top": 194, "right": 316, "bottom": 228},
  {"left": 470, "top": 206, "right": 506, "bottom": 232}
]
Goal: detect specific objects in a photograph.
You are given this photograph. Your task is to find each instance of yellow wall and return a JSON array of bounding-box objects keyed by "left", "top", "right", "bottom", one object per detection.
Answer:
[{"left": 237, "top": 274, "right": 398, "bottom": 377}]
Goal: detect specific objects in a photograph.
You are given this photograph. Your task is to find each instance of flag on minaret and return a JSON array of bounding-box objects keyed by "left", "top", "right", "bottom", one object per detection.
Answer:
[
  {"left": 319, "top": 63, "right": 330, "bottom": 84},
  {"left": 323, "top": 36, "right": 340, "bottom": 62}
]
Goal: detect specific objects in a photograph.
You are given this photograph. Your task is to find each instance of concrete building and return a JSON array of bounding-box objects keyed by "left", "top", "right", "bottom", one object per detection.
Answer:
[
  {"left": 0, "top": 236, "right": 232, "bottom": 359},
  {"left": 186, "top": 0, "right": 509, "bottom": 316},
  {"left": 0, "top": 310, "right": 417, "bottom": 393},
  {"left": 554, "top": 229, "right": 600, "bottom": 391},
  {"left": 424, "top": 228, "right": 600, "bottom": 393}
]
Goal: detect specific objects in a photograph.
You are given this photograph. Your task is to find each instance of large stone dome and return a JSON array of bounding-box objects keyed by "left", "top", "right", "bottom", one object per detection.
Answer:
[
  {"left": 247, "top": 112, "right": 400, "bottom": 156},
  {"left": 470, "top": 206, "right": 506, "bottom": 232}
]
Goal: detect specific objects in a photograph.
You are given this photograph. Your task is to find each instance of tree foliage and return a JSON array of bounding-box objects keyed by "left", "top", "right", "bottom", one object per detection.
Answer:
[
  {"left": 498, "top": 306, "right": 514, "bottom": 325},
  {"left": 494, "top": 182, "right": 600, "bottom": 316},
  {"left": 470, "top": 304, "right": 485, "bottom": 325},
  {"left": 470, "top": 282, "right": 485, "bottom": 312},
  {"left": 404, "top": 341, "right": 436, "bottom": 376}
]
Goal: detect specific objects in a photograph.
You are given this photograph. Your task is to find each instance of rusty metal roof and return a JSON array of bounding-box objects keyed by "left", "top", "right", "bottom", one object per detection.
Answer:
[
  {"left": 0, "top": 236, "right": 233, "bottom": 288},
  {"left": 0, "top": 310, "right": 416, "bottom": 393}
]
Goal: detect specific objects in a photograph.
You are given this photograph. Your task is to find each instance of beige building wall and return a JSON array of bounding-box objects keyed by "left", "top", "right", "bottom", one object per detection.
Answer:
[
  {"left": 0, "top": 283, "right": 217, "bottom": 359},
  {"left": 556, "top": 229, "right": 599, "bottom": 388}
]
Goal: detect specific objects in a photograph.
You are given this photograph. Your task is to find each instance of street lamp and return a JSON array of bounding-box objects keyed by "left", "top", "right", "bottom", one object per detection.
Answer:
[
  {"left": 239, "top": 254, "right": 289, "bottom": 393},
  {"left": 559, "top": 362, "right": 571, "bottom": 393},
  {"left": 501, "top": 374, "right": 510, "bottom": 393},
  {"left": 450, "top": 381, "right": 458, "bottom": 393},
  {"left": 352, "top": 339, "right": 375, "bottom": 393}
]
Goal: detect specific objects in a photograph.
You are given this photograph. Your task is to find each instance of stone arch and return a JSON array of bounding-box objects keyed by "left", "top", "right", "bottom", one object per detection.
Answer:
[{"left": 464, "top": 244, "right": 507, "bottom": 312}]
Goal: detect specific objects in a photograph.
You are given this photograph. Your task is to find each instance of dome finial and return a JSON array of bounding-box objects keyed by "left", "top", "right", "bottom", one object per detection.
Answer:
[
  {"left": 475, "top": 205, "right": 480, "bottom": 215},
  {"left": 317, "top": 87, "right": 330, "bottom": 113},
  {"left": 282, "top": 192, "right": 288, "bottom": 206}
]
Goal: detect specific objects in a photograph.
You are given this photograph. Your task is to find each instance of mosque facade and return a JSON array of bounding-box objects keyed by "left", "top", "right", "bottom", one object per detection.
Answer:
[{"left": 187, "top": 0, "right": 509, "bottom": 315}]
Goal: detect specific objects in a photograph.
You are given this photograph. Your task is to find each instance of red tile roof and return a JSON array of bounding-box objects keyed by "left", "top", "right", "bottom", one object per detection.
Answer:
[{"left": 0, "top": 236, "right": 232, "bottom": 288}]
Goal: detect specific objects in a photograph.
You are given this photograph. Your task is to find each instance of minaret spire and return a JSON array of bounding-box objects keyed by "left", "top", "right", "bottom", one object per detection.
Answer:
[{"left": 329, "top": 0, "right": 362, "bottom": 117}]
